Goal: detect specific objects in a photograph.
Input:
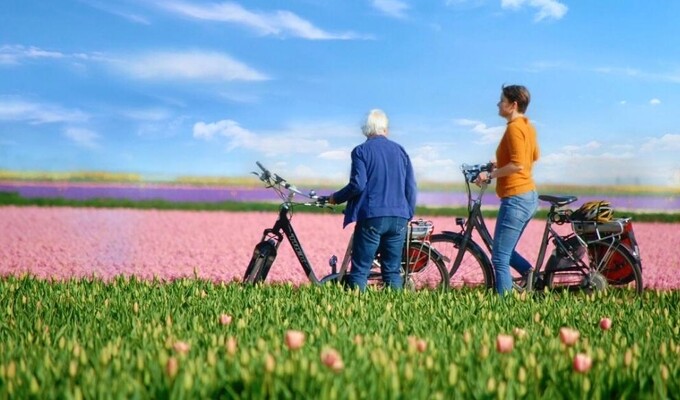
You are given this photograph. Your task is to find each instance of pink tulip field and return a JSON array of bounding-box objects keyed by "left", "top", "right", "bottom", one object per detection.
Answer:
[{"left": 1, "top": 206, "right": 678, "bottom": 288}]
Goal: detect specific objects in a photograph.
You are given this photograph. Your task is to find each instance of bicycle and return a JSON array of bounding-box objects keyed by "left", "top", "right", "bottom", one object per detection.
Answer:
[
  {"left": 427, "top": 163, "right": 643, "bottom": 294},
  {"left": 243, "top": 162, "right": 449, "bottom": 290}
]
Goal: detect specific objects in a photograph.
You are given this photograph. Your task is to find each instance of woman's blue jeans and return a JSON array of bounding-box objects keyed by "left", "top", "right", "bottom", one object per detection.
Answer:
[
  {"left": 346, "top": 216, "right": 408, "bottom": 291},
  {"left": 492, "top": 190, "right": 538, "bottom": 295}
]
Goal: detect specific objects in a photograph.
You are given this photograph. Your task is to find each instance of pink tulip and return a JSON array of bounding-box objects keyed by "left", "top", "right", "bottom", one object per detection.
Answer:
[
  {"left": 284, "top": 330, "right": 306, "bottom": 350},
  {"left": 321, "top": 348, "right": 344, "bottom": 372},
  {"left": 573, "top": 353, "right": 592, "bottom": 373},
  {"left": 416, "top": 339, "right": 428, "bottom": 353},
  {"left": 407, "top": 336, "right": 427, "bottom": 353},
  {"left": 225, "top": 336, "right": 237, "bottom": 355},
  {"left": 166, "top": 357, "right": 179, "bottom": 378},
  {"left": 173, "top": 341, "right": 191, "bottom": 354},
  {"left": 496, "top": 334, "right": 514, "bottom": 353},
  {"left": 559, "top": 327, "right": 580, "bottom": 346},
  {"left": 219, "top": 314, "right": 232, "bottom": 325},
  {"left": 599, "top": 317, "right": 612, "bottom": 330}
]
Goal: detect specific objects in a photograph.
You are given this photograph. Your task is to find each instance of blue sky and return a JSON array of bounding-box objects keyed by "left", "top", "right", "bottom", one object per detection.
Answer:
[{"left": 1, "top": 0, "right": 679, "bottom": 186}]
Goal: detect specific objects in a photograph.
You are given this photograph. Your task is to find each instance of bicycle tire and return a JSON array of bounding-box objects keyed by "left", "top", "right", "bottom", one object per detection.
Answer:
[
  {"left": 544, "top": 242, "right": 643, "bottom": 295},
  {"left": 591, "top": 242, "right": 643, "bottom": 294},
  {"left": 243, "top": 240, "right": 277, "bottom": 284},
  {"left": 429, "top": 233, "right": 494, "bottom": 289},
  {"left": 402, "top": 241, "right": 449, "bottom": 291}
]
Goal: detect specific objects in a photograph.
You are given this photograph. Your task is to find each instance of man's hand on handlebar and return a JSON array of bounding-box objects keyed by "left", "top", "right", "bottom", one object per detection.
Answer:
[{"left": 316, "top": 195, "right": 336, "bottom": 205}]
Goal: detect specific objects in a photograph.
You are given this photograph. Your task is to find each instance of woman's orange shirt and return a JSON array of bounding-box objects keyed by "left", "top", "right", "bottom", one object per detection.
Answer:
[{"left": 495, "top": 117, "right": 539, "bottom": 198}]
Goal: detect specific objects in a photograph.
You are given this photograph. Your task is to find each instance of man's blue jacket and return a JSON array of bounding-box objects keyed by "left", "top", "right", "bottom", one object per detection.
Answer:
[{"left": 332, "top": 135, "right": 417, "bottom": 228}]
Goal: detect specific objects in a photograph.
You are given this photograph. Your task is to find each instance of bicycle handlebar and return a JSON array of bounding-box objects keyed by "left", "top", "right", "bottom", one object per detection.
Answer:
[
  {"left": 253, "top": 161, "right": 332, "bottom": 208},
  {"left": 461, "top": 162, "right": 495, "bottom": 183}
]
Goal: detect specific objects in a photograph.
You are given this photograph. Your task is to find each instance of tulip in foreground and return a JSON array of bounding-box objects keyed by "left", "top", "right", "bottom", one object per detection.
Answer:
[
  {"left": 173, "top": 341, "right": 191, "bottom": 354},
  {"left": 599, "top": 317, "right": 612, "bottom": 330},
  {"left": 513, "top": 327, "right": 527, "bottom": 339},
  {"left": 408, "top": 336, "right": 428, "bottom": 353},
  {"left": 284, "top": 330, "right": 306, "bottom": 350},
  {"left": 496, "top": 334, "right": 514, "bottom": 353},
  {"left": 573, "top": 353, "right": 592, "bottom": 373},
  {"left": 321, "top": 348, "right": 344, "bottom": 373},
  {"left": 225, "top": 336, "right": 237, "bottom": 355},
  {"left": 219, "top": 314, "right": 232, "bottom": 325},
  {"left": 559, "top": 327, "right": 580, "bottom": 346},
  {"left": 416, "top": 339, "right": 428, "bottom": 353},
  {"left": 166, "top": 357, "right": 179, "bottom": 378}
]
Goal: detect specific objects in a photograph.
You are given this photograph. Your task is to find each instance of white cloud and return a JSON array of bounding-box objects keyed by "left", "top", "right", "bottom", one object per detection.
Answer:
[
  {"left": 650, "top": 98, "right": 661, "bottom": 105},
  {"left": 121, "top": 108, "right": 172, "bottom": 121},
  {"left": 372, "top": 0, "right": 410, "bottom": 19},
  {"left": 0, "top": 45, "right": 64, "bottom": 65},
  {"left": 533, "top": 138, "right": 680, "bottom": 185},
  {"left": 410, "top": 144, "right": 459, "bottom": 182},
  {"left": 79, "top": 0, "right": 150, "bottom": 25},
  {"left": 114, "top": 51, "right": 268, "bottom": 82},
  {"left": 160, "top": 1, "right": 366, "bottom": 40},
  {"left": 0, "top": 45, "right": 102, "bottom": 65},
  {"left": 319, "top": 150, "right": 350, "bottom": 161},
  {"left": 137, "top": 116, "right": 189, "bottom": 139},
  {"left": 63, "top": 127, "right": 100, "bottom": 148},
  {"left": 640, "top": 134, "right": 680, "bottom": 152},
  {"left": 454, "top": 118, "right": 505, "bottom": 144},
  {"left": 192, "top": 119, "right": 332, "bottom": 155},
  {"left": 0, "top": 99, "right": 88, "bottom": 124},
  {"left": 501, "top": 0, "right": 568, "bottom": 21}
]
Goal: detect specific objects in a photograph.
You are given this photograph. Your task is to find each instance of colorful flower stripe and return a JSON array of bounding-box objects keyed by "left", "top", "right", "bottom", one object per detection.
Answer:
[
  {"left": 1, "top": 207, "right": 678, "bottom": 288},
  {"left": 2, "top": 181, "right": 679, "bottom": 210}
]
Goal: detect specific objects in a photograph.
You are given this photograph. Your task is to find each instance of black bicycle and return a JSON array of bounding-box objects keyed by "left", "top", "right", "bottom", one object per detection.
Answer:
[
  {"left": 428, "top": 163, "right": 643, "bottom": 294},
  {"left": 243, "top": 162, "right": 449, "bottom": 290}
]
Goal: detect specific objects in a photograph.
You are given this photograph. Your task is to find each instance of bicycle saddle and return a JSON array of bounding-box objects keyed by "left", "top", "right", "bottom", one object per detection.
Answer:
[{"left": 538, "top": 195, "right": 578, "bottom": 207}]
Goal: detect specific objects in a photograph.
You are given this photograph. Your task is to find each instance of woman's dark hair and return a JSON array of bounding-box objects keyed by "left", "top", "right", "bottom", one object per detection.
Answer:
[{"left": 502, "top": 85, "right": 531, "bottom": 113}]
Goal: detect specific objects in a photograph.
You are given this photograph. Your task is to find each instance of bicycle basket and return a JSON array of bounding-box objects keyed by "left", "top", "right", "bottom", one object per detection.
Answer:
[{"left": 409, "top": 220, "right": 434, "bottom": 240}]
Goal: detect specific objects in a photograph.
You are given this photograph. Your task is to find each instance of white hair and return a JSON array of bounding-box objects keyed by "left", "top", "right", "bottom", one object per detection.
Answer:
[{"left": 362, "top": 109, "right": 389, "bottom": 137}]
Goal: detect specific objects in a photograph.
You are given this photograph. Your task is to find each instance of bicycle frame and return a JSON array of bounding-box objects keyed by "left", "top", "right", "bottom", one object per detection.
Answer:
[
  {"left": 254, "top": 203, "right": 347, "bottom": 285},
  {"left": 445, "top": 166, "right": 591, "bottom": 288},
  {"left": 245, "top": 161, "right": 449, "bottom": 289}
]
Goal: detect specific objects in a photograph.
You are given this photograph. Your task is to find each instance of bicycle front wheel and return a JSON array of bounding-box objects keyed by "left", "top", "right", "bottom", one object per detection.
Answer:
[
  {"left": 243, "top": 240, "right": 277, "bottom": 284},
  {"left": 429, "top": 233, "right": 494, "bottom": 289}
]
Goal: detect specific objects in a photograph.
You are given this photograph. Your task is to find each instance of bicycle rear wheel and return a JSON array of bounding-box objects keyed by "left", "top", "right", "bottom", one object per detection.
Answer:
[
  {"left": 402, "top": 241, "right": 449, "bottom": 291},
  {"left": 544, "top": 242, "right": 642, "bottom": 295},
  {"left": 591, "top": 242, "right": 643, "bottom": 294},
  {"left": 429, "top": 233, "right": 494, "bottom": 289}
]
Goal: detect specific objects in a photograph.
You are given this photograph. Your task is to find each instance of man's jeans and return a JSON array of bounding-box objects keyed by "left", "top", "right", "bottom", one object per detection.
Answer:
[
  {"left": 492, "top": 191, "right": 538, "bottom": 295},
  {"left": 346, "top": 216, "right": 408, "bottom": 291}
]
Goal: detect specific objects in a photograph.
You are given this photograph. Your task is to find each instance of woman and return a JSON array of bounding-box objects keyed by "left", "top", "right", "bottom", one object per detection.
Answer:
[{"left": 477, "top": 85, "right": 539, "bottom": 295}]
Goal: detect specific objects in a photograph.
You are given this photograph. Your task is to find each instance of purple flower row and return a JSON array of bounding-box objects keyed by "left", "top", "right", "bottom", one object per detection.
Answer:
[{"left": 1, "top": 182, "right": 678, "bottom": 211}]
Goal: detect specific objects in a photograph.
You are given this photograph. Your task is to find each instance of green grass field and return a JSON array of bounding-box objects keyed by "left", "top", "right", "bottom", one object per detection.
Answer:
[{"left": 1, "top": 277, "right": 677, "bottom": 399}]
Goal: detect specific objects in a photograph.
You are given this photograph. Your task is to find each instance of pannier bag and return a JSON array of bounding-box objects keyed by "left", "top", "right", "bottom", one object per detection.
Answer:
[
  {"left": 404, "top": 220, "right": 434, "bottom": 273},
  {"left": 572, "top": 201, "right": 642, "bottom": 284}
]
